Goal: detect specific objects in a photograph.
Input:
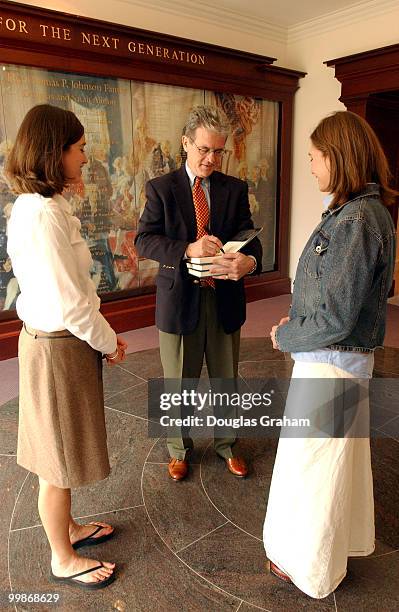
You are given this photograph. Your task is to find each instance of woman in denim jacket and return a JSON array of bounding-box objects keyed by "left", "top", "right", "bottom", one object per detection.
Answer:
[{"left": 263, "top": 111, "right": 396, "bottom": 598}]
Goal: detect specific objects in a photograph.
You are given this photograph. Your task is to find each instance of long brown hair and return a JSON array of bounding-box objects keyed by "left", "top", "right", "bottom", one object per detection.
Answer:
[
  {"left": 310, "top": 111, "right": 396, "bottom": 207},
  {"left": 6, "top": 104, "right": 84, "bottom": 197}
]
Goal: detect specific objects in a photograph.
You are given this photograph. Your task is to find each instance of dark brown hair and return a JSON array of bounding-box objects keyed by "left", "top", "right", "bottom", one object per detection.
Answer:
[
  {"left": 6, "top": 104, "right": 84, "bottom": 197},
  {"left": 310, "top": 111, "right": 396, "bottom": 207}
]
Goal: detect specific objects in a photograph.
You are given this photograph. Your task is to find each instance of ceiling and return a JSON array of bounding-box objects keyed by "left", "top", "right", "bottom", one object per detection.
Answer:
[
  {"left": 169, "top": 0, "right": 371, "bottom": 28},
  {"left": 121, "top": 0, "right": 395, "bottom": 44}
]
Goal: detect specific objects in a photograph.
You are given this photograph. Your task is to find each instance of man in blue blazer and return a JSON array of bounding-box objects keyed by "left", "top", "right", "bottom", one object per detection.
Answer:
[{"left": 135, "top": 106, "right": 262, "bottom": 480}]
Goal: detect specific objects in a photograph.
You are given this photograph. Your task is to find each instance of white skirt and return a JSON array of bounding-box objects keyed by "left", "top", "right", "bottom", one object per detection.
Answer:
[{"left": 263, "top": 360, "right": 375, "bottom": 599}]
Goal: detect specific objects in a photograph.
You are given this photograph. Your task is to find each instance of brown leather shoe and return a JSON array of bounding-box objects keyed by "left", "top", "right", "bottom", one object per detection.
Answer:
[
  {"left": 225, "top": 456, "right": 248, "bottom": 477},
  {"left": 168, "top": 458, "right": 188, "bottom": 481},
  {"left": 269, "top": 561, "right": 292, "bottom": 583}
]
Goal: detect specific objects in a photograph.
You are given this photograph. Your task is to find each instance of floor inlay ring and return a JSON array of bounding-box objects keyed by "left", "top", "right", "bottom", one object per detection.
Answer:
[{"left": 141, "top": 437, "right": 273, "bottom": 612}]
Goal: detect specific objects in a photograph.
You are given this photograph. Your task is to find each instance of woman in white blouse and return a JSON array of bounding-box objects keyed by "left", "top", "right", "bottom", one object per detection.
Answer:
[{"left": 6, "top": 104, "right": 127, "bottom": 589}]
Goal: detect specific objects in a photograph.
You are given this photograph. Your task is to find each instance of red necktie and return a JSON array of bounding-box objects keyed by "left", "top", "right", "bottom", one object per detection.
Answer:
[{"left": 192, "top": 177, "right": 214, "bottom": 288}]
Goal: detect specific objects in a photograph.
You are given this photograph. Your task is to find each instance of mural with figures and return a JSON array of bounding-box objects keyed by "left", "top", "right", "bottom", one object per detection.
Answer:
[{"left": 0, "top": 63, "right": 278, "bottom": 314}]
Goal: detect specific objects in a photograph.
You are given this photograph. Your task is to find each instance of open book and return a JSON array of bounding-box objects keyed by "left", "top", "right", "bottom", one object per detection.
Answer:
[{"left": 186, "top": 227, "right": 262, "bottom": 277}]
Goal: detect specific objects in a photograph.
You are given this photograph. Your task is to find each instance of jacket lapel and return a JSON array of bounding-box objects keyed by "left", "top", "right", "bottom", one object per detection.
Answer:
[
  {"left": 171, "top": 166, "right": 196, "bottom": 240},
  {"left": 209, "top": 172, "right": 229, "bottom": 237}
]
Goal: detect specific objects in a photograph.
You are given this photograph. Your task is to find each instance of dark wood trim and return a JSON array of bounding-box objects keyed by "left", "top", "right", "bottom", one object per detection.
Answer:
[
  {"left": 0, "top": 1, "right": 304, "bottom": 358},
  {"left": 0, "top": 46, "right": 300, "bottom": 102},
  {"left": 325, "top": 43, "right": 399, "bottom": 105},
  {"left": 245, "top": 275, "right": 291, "bottom": 302},
  {"left": 0, "top": 317, "right": 22, "bottom": 361},
  {"left": 1, "top": 0, "right": 278, "bottom": 65},
  {"left": 0, "top": 0, "right": 305, "bottom": 96},
  {"left": 326, "top": 43, "right": 399, "bottom": 69},
  {"left": 277, "top": 99, "right": 293, "bottom": 275}
]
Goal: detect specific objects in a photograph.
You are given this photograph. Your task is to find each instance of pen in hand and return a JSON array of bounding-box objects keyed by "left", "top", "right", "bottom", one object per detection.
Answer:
[{"left": 205, "top": 225, "right": 225, "bottom": 253}]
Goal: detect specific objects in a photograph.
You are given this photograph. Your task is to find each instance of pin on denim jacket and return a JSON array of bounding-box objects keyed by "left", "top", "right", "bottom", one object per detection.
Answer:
[{"left": 276, "top": 185, "right": 396, "bottom": 353}]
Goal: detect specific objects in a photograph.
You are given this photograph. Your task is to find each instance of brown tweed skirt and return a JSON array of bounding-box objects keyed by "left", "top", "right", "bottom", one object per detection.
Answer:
[{"left": 17, "top": 325, "right": 110, "bottom": 488}]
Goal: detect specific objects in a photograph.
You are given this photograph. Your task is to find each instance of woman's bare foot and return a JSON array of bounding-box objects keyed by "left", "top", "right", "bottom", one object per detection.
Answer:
[
  {"left": 51, "top": 553, "right": 115, "bottom": 585},
  {"left": 69, "top": 521, "right": 114, "bottom": 546}
]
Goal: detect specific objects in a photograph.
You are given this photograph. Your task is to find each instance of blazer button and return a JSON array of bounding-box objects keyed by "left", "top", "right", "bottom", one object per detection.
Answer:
[{"left": 193, "top": 280, "right": 200, "bottom": 284}]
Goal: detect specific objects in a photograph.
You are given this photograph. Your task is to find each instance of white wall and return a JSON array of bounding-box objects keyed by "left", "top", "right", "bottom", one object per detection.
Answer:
[{"left": 7, "top": 0, "right": 399, "bottom": 282}]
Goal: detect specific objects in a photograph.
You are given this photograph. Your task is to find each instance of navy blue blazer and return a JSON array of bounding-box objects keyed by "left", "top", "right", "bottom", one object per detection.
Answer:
[{"left": 134, "top": 166, "right": 262, "bottom": 334}]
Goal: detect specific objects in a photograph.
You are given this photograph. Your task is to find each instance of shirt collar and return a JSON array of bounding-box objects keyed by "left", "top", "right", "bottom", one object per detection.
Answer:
[
  {"left": 17, "top": 192, "right": 72, "bottom": 214},
  {"left": 185, "top": 161, "right": 210, "bottom": 189},
  {"left": 53, "top": 193, "right": 72, "bottom": 214}
]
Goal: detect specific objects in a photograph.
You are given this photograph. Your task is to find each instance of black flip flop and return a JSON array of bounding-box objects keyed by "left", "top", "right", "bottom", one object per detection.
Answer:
[
  {"left": 50, "top": 564, "right": 116, "bottom": 590},
  {"left": 72, "top": 524, "right": 115, "bottom": 550}
]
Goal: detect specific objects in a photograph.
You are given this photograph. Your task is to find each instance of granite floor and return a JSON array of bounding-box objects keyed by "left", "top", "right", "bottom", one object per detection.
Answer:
[{"left": 0, "top": 332, "right": 398, "bottom": 612}]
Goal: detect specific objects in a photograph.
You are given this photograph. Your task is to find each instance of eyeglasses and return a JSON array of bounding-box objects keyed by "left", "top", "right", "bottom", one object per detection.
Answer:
[{"left": 188, "top": 137, "right": 226, "bottom": 158}]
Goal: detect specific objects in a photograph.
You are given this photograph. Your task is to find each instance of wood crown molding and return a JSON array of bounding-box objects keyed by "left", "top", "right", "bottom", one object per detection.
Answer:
[
  {"left": 325, "top": 43, "right": 399, "bottom": 99},
  {"left": 288, "top": 0, "right": 399, "bottom": 44}
]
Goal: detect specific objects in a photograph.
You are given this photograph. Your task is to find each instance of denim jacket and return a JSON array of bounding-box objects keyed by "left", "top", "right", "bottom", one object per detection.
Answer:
[{"left": 276, "top": 185, "right": 396, "bottom": 353}]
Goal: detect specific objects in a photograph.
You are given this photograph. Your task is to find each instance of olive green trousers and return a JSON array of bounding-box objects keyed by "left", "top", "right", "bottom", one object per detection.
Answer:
[{"left": 159, "top": 287, "right": 240, "bottom": 460}]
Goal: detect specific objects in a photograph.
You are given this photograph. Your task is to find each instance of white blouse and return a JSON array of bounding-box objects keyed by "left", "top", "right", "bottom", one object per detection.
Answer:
[{"left": 7, "top": 192, "right": 117, "bottom": 355}]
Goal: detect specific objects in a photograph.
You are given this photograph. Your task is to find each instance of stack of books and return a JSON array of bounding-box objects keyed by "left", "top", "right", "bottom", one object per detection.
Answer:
[
  {"left": 186, "top": 254, "right": 223, "bottom": 278},
  {"left": 185, "top": 227, "right": 262, "bottom": 278}
]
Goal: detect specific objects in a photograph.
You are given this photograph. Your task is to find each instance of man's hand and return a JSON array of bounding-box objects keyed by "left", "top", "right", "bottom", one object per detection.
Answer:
[
  {"left": 186, "top": 235, "right": 223, "bottom": 258},
  {"left": 209, "top": 252, "right": 255, "bottom": 280}
]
